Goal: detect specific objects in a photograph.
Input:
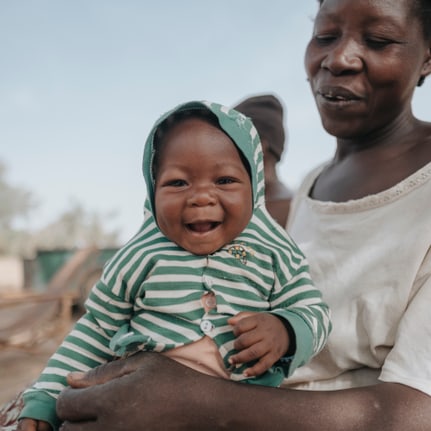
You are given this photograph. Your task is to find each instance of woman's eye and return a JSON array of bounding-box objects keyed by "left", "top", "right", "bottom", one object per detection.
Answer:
[
  {"left": 365, "top": 38, "right": 393, "bottom": 49},
  {"left": 314, "top": 34, "right": 337, "bottom": 45}
]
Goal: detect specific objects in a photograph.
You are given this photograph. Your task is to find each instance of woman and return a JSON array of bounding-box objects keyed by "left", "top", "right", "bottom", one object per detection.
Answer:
[{"left": 30, "top": 0, "right": 431, "bottom": 429}]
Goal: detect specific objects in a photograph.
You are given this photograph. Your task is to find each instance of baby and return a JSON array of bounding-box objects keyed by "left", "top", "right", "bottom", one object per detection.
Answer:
[{"left": 19, "top": 101, "right": 331, "bottom": 430}]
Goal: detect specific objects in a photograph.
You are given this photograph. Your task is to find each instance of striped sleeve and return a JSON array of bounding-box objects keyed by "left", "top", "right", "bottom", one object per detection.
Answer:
[{"left": 249, "top": 209, "right": 332, "bottom": 376}]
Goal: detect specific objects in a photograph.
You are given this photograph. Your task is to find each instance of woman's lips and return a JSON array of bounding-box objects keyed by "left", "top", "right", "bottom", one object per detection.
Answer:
[
  {"left": 317, "top": 86, "right": 362, "bottom": 102},
  {"left": 316, "top": 86, "right": 365, "bottom": 112}
]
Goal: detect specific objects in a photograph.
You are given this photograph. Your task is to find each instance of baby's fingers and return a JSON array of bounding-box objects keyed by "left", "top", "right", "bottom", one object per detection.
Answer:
[
  {"left": 17, "top": 419, "right": 50, "bottom": 431},
  {"left": 242, "top": 352, "right": 275, "bottom": 378},
  {"left": 229, "top": 339, "right": 267, "bottom": 368}
]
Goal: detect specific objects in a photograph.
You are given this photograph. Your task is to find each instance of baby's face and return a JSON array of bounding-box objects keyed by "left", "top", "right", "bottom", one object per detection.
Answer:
[{"left": 154, "top": 117, "right": 253, "bottom": 255}]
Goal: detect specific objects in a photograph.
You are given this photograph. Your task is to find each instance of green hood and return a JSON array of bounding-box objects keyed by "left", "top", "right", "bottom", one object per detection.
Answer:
[{"left": 142, "top": 100, "right": 266, "bottom": 216}]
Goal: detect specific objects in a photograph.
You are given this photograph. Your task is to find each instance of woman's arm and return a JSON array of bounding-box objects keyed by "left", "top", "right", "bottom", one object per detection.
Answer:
[{"left": 57, "top": 352, "right": 431, "bottom": 431}]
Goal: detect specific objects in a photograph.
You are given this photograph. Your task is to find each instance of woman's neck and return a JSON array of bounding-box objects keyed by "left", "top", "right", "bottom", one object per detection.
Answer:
[
  {"left": 334, "top": 113, "right": 420, "bottom": 162},
  {"left": 311, "top": 118, "right": 431, "bottom": 202}
]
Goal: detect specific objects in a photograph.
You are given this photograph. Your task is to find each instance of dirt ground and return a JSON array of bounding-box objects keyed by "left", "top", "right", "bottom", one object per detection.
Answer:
[
  {"left": 0, "top": 313, "right": 78, "bottom": 406},
  {"left": 0, "top": 338, "right": 60, "bottom": 405}
]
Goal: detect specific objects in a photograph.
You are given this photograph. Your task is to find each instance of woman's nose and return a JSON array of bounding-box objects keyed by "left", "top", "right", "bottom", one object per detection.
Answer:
[{"left": 320, "top": 38, "right": 363, "bottom": 75}]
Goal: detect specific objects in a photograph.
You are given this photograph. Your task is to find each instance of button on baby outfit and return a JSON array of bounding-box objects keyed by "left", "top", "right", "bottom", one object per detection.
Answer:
[{"left": 200, "top": 319, "right": 214, "bottom": 333}]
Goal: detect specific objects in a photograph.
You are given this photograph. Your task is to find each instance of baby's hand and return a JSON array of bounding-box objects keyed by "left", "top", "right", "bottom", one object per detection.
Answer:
[
  {"left": 228, "top": 312, "right": 290, "bottom": 377},
  {"left": 18, "top": 418, "right": 52, "bottom": 431}
]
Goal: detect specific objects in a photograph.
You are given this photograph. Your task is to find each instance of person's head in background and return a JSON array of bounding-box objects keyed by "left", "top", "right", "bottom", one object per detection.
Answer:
[{"left": 233, "top": 94, "right": 293, "bottom": 228}]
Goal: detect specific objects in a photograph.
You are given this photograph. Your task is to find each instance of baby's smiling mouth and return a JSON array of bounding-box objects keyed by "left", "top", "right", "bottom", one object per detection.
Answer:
[{"left": 186, "top": 221, "right": 221, "bottom": 233}]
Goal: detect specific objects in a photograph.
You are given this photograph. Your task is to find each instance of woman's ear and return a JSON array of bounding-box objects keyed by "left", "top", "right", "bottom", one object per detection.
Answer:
[
  {"left": 418, "top": 47, "right": 431, "bottom": 86},
  {"left": 422, "top": 46, "right": 431, "bottom": 76}
]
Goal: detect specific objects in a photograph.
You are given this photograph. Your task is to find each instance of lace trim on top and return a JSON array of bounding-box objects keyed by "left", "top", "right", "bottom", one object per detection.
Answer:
[{"left": 304, "top": 161, "right": 431, "bottom": 214}]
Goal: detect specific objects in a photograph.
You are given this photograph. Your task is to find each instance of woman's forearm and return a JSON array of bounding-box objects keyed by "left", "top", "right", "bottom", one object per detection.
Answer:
[
  {"left": 58, "top": 353, "right": 431, "bottom": 431},
  {"left": 211, "top": 381, "right": 431, "bottom": 431}
]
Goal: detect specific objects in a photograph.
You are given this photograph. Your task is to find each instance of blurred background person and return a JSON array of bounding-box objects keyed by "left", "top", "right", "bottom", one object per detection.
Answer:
[{"left": 233, "top": 94, "right": 293, "bottom": 227}]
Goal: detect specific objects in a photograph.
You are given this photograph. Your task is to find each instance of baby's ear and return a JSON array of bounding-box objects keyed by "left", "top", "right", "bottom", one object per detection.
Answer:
[{"left": 260, "top": 139, "right": 271, "bottom": 153}]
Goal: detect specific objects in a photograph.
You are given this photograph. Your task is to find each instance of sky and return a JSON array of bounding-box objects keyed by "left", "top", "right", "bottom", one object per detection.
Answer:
[{"left": 1, "top": 1, "right": 429, "bottom": 243}]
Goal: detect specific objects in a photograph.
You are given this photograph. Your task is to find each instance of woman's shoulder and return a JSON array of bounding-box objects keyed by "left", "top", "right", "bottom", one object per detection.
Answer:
[{"left": 295, "top": 162, "right": 330, "bottom": 198}]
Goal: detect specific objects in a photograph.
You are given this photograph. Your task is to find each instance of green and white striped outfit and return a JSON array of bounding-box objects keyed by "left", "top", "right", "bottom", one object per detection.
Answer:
[{"left": 21, "top": 101, "right": 331, "bottom": 430}]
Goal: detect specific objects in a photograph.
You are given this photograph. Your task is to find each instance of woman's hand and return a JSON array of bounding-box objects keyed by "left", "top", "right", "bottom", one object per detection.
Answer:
[{"left": 57, "top": 353, "right": 228, "bottom": 431}]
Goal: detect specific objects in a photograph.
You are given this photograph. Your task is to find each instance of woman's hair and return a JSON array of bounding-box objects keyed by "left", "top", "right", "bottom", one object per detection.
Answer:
[
  {"left": 414, "top": 0, "right": 431, "bottom": 40},
  {"left": 152, "top": 108, "right": 251, "bottom": 181},
  {"left": 317, "top": 0, "right": 431, "bottom": 41}
]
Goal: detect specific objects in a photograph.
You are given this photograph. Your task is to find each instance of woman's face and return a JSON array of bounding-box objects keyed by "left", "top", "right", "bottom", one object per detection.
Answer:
[{"left": 305, "top": 0, "right": 431, "bottom": 139}]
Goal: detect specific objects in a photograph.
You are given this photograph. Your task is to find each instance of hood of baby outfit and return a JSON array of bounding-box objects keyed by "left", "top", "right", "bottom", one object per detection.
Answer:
[{"left": 142, "top": 100, "right": 266, "bottom": 219}]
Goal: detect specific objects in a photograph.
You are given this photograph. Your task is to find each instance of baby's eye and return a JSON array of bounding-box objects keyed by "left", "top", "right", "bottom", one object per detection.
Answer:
[
  {"left": 217, "top": 177, "right": 236, "bottom": 185},
  {"left": 166, "top": 179, "right": 187, "bottom": 187}
]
